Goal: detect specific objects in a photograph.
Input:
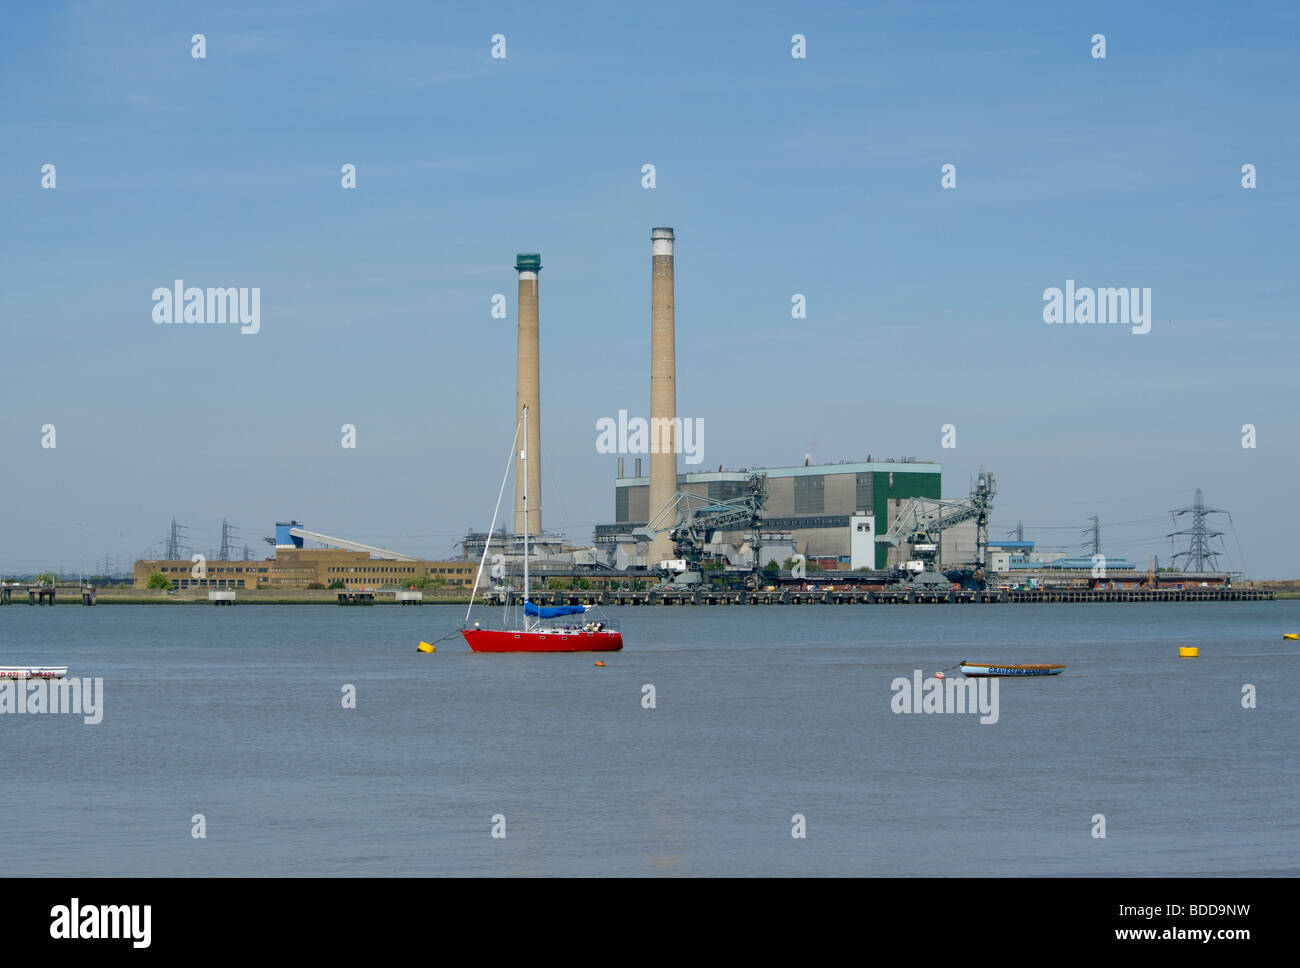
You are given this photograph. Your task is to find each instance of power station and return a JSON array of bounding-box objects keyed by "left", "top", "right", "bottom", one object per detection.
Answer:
[{"left": 130, "top": 229, "right": 1245, "bottom": 594}]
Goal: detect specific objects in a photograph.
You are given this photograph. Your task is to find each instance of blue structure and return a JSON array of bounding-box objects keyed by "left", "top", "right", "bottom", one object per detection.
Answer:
[
  {"left": 275, "top": 521, "right": 304, "bottom": 548},
  {"left": 1010, "top": 556, "right": 1136, "bottom": 571},
  {"left": 524, "top": 601, "right": 588, "bottom": 618}
]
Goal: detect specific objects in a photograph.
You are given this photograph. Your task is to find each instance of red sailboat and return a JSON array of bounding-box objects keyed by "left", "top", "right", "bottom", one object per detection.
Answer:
[{"left": 461, "top": 407, "right": 622, "bottom": 653}]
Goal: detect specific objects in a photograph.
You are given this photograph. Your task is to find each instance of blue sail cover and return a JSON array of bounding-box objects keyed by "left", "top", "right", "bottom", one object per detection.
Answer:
[{"left": 524, "top": 601, "right": 588, "bottom": 618}]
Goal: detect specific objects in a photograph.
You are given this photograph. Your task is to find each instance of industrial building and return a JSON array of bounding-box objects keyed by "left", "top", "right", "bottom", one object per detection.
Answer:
[
  {"left": 572, "top": 229, "right": 987, "bottom": 576},
  {"left": 596, "top": 457, "right": 945, "bottom": 569},
  {"left": 134, "top": 521, "right": 477, "bottom": 590},
  {"left": 487, "top": 229, "right": 985, "bottom": 581},
  {"left": 132, "top": 551, "right": 477, "bottom": 591}
]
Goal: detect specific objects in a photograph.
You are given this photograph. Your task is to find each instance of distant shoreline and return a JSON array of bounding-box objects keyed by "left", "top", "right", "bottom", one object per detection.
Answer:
[
  {"left": 90, "top": 598, "right": 478, "bottom": 605},
  {"left": 6, "top": 584, "right": 1295, "bottom": 606},
  {"left": 86, "top": 590, "right": 477, "bottom": 606},
  {"left": 12, "top": 588, "right": 1292, "bottom": 606}
]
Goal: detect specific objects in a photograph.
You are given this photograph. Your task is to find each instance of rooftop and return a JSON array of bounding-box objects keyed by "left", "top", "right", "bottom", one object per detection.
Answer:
[{"left": 616, "top": 458, "right": 941, "bottom": 486}]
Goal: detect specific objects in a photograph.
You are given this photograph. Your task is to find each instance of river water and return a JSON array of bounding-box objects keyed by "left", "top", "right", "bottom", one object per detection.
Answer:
[{"left": 1, "top": 601, "right": 1296, "bottom": 876}]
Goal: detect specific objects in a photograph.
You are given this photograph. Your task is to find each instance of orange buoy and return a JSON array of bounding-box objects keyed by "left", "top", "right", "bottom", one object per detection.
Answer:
[{"left": 594, "top": 661, "right": 606, "bottom": 667}]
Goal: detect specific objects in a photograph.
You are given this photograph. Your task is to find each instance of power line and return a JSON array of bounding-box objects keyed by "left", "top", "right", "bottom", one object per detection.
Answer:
[
  {"left": 1018, "top": 515, "right": 1169, "bottom": 530},
  {"left": 1227, "top": 514, "right": 1250, "bottom": 578},
  {"left": 1012, "top": 489, "right": 1193, "bottom": 509},
  {"left": 1096, "top": 536, "right": 1175, "bottom": 547}
]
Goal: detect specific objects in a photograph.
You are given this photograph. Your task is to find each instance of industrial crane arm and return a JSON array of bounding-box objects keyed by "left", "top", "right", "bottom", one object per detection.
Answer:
[
  {"left": 633, "top": 473, "right": 769, "bottom": 565},
  {"left": 882, "top": 499, "right": 983, "bottom": 544}
]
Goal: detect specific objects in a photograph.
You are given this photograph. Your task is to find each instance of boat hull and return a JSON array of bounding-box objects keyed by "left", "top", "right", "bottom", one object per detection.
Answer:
[
  {"left": 0, "top": 666, "right": 68, "bottom": 680},
  {"left": 462, "top": 629, "right": 623, "bottom": 653},
  {"left": 960, "top": 663, "right": 1065, "bottom": 677}
]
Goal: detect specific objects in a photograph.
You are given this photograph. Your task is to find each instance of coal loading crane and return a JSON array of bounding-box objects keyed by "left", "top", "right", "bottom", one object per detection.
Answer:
[{"left": 880, "top": 470, "right": 996, "bottom": 588}]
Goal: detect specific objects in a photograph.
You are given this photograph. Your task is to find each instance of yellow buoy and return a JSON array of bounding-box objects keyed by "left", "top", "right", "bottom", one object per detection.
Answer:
[
  {"left": 417, "top": 642, "right": 436, "bottom": 653},
  {"left": 1284, "top": 633, "right": 1298, "bottom": 641},
  {"left": 1179, "top": 646, "right": 1198, "bottom": 658}
]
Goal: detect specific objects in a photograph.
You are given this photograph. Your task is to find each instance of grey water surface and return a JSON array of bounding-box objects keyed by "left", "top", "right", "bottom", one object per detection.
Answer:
[{"left": 1, "top": 601, "right": 1296, "bottom": 876}]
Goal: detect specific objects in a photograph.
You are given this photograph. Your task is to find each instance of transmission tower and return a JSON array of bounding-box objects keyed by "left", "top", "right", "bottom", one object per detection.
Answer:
[
  {"left": 1081, "top": 516, "right": 1101, "bottom": 557},
  {"left": 164, "top": 518, "right": 190, "bottom": 560},
  {"left": 1167, "top": 489, "right": 1227, "bottom": 572},
  {"left": 219, "top": 519, "right": 239, "bottom": 560},
  {"left": 1006, "top": 521, "right": 1025, "bottom": 542}
]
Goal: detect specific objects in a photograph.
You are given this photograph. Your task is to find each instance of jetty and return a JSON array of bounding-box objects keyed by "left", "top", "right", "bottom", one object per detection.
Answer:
[
  {"left": 0, "top": 583, "right": 97, "bottom": 606},
  {"left": 496, "top": 586, "right": 1273, "bottom": 607}
]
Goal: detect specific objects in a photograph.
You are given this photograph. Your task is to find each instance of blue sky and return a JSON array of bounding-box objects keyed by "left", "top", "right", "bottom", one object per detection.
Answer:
[{"left": 2, "top": 1, "right": 1297, "bottom": 576}]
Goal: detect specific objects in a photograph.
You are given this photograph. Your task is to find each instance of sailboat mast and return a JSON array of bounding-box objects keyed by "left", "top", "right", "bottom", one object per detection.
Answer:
[{"left": 522, "top": 405, "right": 530, "bottom": 632}]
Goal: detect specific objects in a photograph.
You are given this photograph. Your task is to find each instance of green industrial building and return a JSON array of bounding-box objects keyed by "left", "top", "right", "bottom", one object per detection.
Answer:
[{"left": 596, "top": 459, "right": 941, "bottom": 568}]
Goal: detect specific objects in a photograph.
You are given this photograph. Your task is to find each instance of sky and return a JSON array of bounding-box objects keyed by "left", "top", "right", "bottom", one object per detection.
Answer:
[{"left": 2, "top": 0, "right": 1297, "bottom": 577}]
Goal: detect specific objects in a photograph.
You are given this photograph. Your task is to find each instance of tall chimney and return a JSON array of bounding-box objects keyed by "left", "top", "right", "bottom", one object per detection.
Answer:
[
  {"left": 647, "top": 227, "right": 676, "bottom": 566},
  {"left": 513, "top": 253, "right": 543, "bottom": 538},
  {"left": 617, "top": 457, "right": 624, "bottom": 479}
]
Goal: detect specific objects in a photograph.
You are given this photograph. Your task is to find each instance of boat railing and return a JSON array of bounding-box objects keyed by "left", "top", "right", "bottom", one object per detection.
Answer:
[{"left": 465, "top": 613, "right": 620, "bottom": 634}]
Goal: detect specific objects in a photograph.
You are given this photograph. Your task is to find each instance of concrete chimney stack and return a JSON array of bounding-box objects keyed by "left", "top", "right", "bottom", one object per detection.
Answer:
[
  {"left": 635, "top": 458, "right": 642, "bottom": 478},
  {"left": 647, "top": 227, "right": 677, "bottom": 566},
  {"left": 513, "top": 253, "right": 543, "bottom": 537}
]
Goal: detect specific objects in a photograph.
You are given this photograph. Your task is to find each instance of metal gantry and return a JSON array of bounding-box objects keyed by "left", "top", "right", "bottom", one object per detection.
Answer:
[
  {"left": 633, "top": 472, "right": 769, "bottom": 567},
  {"left": 883, "top": 469, "right": 997, "bottom": 566}
]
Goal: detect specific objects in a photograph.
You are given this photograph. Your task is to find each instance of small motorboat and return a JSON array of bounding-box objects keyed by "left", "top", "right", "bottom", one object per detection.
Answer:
[
  {"left": 959, "top": 661, "right": 1065, "bottom": 677},
  {"left": 0, "top": 666, "right": 68, "bottom": 680}
]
